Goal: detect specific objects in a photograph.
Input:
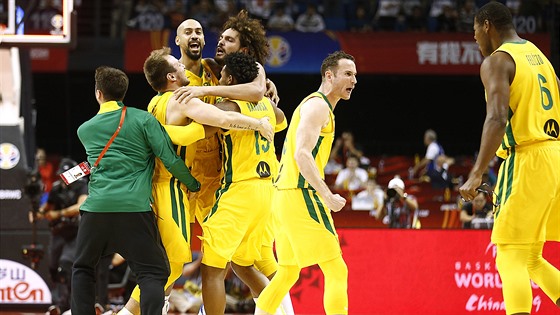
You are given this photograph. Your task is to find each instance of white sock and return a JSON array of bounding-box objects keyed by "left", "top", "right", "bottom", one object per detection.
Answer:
[
  {"left": 162, "top": 295, "right": 170, "bottom": 314},
  {"left": 279, "top": 293, "right": 295, "bottom": 315},
  {"left": 117, "top": 308, "right": 134, "bottom": 315}
]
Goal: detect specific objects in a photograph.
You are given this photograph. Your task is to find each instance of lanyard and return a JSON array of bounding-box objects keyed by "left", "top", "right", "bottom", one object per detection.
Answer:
[{"left": 93, "top": 106, "right": 126, "bottom": 169}]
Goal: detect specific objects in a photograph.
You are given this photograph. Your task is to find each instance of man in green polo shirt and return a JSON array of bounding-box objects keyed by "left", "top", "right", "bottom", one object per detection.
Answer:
[{"left": 71, "top": 66, "right": 200, "bottom": 315}]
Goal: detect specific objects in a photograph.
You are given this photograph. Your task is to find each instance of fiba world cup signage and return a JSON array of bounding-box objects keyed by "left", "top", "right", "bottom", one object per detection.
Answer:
[{"left": 0, "top": 259, "right": 51, "bottom": 304}]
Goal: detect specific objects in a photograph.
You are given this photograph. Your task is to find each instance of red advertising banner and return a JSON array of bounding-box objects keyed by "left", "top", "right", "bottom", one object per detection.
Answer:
[
  {"left": 290, "top": 229, "right": 560, "bottom": 314},
  {"left": 30, "top": 47, "right": 68, "bottom": 72},
  {"left": 337, "top": 32, "right": 551, "bottom": 75}
]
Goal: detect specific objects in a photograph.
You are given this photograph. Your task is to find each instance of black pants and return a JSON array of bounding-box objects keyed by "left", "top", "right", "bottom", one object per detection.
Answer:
[{"left": 71, "top": 211, "right": 169, "bottom": 315}]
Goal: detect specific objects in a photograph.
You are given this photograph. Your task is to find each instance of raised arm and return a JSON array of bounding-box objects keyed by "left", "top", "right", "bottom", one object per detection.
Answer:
[
  {"left": 175, "top": 95, "right": 273, "bottom": 142},
  {"left": 294, "top": 98, "right": 346, "bottom": 212},
  {"left": 174, "top": 63, "right": 268, "bottom": 103}
]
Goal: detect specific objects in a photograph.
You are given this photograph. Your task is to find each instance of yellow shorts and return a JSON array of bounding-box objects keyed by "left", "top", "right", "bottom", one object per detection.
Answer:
[
  {"left": 201, "top": 179, "right": 272, "bottom": 268},
  {"left": 491, "top": 141, "right": 560, "bottom": 244},
  {"left": 189, "top": 141, "right": 222, "bottom": 224},
  {"left": 273, "top": 188, "right": 342, "bottom": 268},
  {"left": 152, "top": 178, "right": 192, "bottom": 263}
]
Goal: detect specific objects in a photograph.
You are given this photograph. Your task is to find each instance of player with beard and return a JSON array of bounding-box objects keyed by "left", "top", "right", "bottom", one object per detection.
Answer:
[
  {"left": 113, "top": 46, "right": 274, "bottom": 315},
  {"left": 174, "top": 12, "right": 293, "bottom": 315}
]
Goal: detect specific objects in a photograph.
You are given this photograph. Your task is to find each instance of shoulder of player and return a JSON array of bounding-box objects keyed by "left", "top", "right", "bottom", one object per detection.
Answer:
[
  {"left": 203, "top": 58, "right": 222, "bottom": 78},
  {"left": 215, "top": 99, "right": 240, "bottom": 112}
]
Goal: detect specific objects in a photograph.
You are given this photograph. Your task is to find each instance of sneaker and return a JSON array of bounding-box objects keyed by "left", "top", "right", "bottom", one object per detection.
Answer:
[{"left": 198, "top": 304, "right": 206, "bottom": 315}]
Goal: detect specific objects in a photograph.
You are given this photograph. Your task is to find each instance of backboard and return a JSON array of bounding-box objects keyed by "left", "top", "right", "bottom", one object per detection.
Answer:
[{"left": 0, "top": 0, "right": 75, "bottom": 46}]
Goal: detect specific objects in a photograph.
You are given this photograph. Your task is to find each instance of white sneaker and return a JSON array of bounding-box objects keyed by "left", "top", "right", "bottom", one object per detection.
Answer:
[{"left": 198, "top": 304, "right": 206, "bottom": 315}]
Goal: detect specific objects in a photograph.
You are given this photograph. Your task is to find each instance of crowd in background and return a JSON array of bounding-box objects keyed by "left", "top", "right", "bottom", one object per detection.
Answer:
[
  {"left": 8, "top": 1, "right": 552, "bottom": 44},
  {"left": 95, "top": 0, "right": 556, "bottom": 38}
]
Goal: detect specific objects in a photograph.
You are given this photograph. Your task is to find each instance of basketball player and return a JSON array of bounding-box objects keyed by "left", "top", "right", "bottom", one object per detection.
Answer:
[
  {"left": 174, "top": 17, "right": 278, "bottom": 227},
  {"left": 115, "top": 47, "right": 273, "bottom": 315},
  {"left": 459, "top": 2, "right": 560, "bottom": 314},
  {"left": 199, "top": 51, "right": 285, "bottom": 315},
  {"left": 256, "top": 51, "right": 357, "bottom": 315}
]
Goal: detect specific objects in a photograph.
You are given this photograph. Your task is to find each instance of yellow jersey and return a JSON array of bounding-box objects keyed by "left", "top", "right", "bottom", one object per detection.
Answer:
[
  {"left": 185, "top": 59, "right": 219, "bottom": 105},
  {"left": 275, "top": 92, "right": 335, "bottom": 190},
  {"left": 219, "top": 98, "right": 277, "bottom": 185},
  {"left": 493, "top": 40, "right": 560, "bottom": 159},
  {"left": 148, "top": 92, "right": 191, "bottom": 182}
]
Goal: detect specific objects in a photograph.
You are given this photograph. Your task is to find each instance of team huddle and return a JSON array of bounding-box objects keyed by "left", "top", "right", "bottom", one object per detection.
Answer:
[
  {"left": 71, "top": 2, "right": 560, "bottom": 315},
  {"left": 72, "top": 9, "right": 355, "bottom": 315}
]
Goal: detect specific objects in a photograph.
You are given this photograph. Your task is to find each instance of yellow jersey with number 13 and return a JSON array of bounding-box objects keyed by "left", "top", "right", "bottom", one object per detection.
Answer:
[{"left": 219, "top": 97, "right": 277, "bottom": 185}]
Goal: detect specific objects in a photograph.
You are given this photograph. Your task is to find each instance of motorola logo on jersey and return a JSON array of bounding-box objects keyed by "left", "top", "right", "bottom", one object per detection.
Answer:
[
  {"left": 543, "top": 119, "right": 559, "bottom": 138},
  {"left": 256, "top": 161, "right": 271, "bottom": 178}
]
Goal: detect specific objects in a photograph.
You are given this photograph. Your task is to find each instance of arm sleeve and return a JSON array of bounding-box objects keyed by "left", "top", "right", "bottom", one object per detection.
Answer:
[
  {"left": 163, "top": 123, "right": 205, "bottom": 146},
  {"left": 144, "top": 115, "right": 200, "bottom": 191}
]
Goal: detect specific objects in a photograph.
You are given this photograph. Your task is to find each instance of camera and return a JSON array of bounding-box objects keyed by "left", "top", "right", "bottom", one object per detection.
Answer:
[
  {"left": 386, "top": 188, "right": 398, "bottom": 200},
  {"left": 22, "top": 169, "right": 46, "bottom": 269},
  {"left": 24, "top": 170, "right": 44, "bottom": 212}
]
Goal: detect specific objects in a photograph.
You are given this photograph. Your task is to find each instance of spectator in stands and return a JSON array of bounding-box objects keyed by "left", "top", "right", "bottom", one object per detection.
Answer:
[
  {"left": 347, "top": 2, "right": 373, "bottom": 32},
  {"left": 330, "top": 130, "right": 369, "bottom": 168},
  {"left": 436, "top": 4, "right": 458, "bottom": 32},
  {"left": 110, "top": 0, "right": 133, "bottom": 39},
  {"left": 412, "top": 129, "right": 454, "bottom": 179},
  {"left": 127, "top": 0, "right": 166, "bottom": 31},
  {"left": 334, "top": 155, "right": 369, "bottom": 191},
  {"left": 373, "top": 0, "right": 402, "bottom": 31},
  {"left": 426, "top": 154, "right": 455, "bottom": 189},
  {"left": 190, "top": 0, "right": 217, "bottom": 31},
  {"left": 457, "top": 0, "right": 477, "bottom": 32},
  {"left": 401, "top": 0, "right": 422, "bottom": 17},
  {"left": 460, "top": 191, "right": 492, "bottom": 229},
  {"left": 245, "top": 0, "right": 273, "bottom": 25},
  {"left": 427, "top": 0, "right": 457, "bottom": 32},
  {"left": 282, "top": 0, "right": 302, "bottom": 20},
  {"left": 382, "top": 176, "right": 419, "bottom": 228},
  {"left": 351, "top": 178, "right": 385, "bottom": 219},
  {"left": 212, "top": 0, "right": 239, "bottom": 32},
  {"left": 294, "top": 3, "right": 325, "bottom": 32},
  {"left": 505, "top": 0, "right": 521, "bottom": 15},
  {"left": 405, "top": 5, "right": 428, "bottom": 31},
  {"left": 35, "top": 148, "right": 56, "bottom": 202},
  {"left": 267, "top": 4, "right": 295, "bottom": 32}
]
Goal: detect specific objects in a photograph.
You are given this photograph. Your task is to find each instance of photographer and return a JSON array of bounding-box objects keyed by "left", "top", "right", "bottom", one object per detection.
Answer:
[
  {"left": 31, "top": 158, "right": 88, "bottom": 314},
  {"left": 460, "top": 190, "right": 493, "bottom": 229},
  {"left": 382, "top": 176, "right": 419, "bottom": 228}
]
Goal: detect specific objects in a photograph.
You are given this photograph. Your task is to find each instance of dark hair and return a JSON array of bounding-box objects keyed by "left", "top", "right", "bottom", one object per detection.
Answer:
[
  {"left": 475, "top": 1, "right": 514, "bottom": 33},
  {"left": 222, "top": 10, "right": 269, "bottom": 66},
  {"left": 320, "top": 50, "right": 355, "bottom": 77},
  {"left": 223, "top": 52, "right": 259, "bottom": 84},
  {"left": 95, "top": 66, "right": 128, "bottom": 101},
  {"left": 143, "top": 47, "right": 175, "bottom": 92}
]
